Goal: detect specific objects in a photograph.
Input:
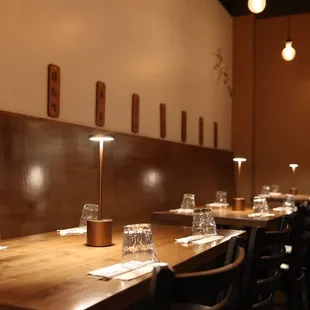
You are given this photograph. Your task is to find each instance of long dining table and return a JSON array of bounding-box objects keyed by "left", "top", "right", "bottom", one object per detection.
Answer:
[
  {"left": 152, "top": 206, "right": 295, "bottom": 229},
  {"left": 0, "top": 225, "right": 245, "bottom": 310}
]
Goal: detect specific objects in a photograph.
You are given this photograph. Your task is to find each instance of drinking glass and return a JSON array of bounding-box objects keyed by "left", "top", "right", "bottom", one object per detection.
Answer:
[
  {"left": 261, "top": 185, "right": 270, "bottom": 196},
  {"left": 215, "top": 191, "right": 227, "bottom": 204},
  {"left": 283, "top": 194, "right": 295, "bottom": 209},
  {"left": 270, "top": 184, "right": 280, "bottom": 193},
  {"left": 253, "top": 196, "right": 269, "bottom": 214},
  {"left": 180, "top": 193, "right": 195, "bottom": 210},
  {"left": 79, "top": 204, "right": 99, "bottom": 227},
  {"left": 192, "top": 208, "right": 217, "bottom": 236},
  {"left": 122, "top": 224, "right": 158, "bottom": 268}
]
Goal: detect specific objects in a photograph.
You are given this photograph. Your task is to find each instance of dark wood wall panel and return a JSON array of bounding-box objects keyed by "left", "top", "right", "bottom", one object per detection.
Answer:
[{"left": 0, "top": 111, "right": 235, "bottom": 239}]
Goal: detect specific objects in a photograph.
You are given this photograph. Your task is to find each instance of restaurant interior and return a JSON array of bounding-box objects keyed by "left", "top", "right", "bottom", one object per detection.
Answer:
[{"left": 1, "top": 0, "right": 310, "bottom": 309}]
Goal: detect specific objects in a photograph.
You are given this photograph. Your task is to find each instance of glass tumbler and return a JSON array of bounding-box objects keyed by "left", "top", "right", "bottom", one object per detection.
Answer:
[
  {"left": 270, "top": 184, "right": 280, "bottom": 193},
  {"left": 192, "top": 208, "right": 217, "bottom": 236},
  {"left": 253, "top": 196, "right": 269, "bottom": 214},
  {"left": 122, "top": 224, "right": 158, "bottom": 268},
  {"left": 79, "top": 204, "right": 99, "bottom": 227},
  {"left": 261, "top": 185, "right": 270, "bottom": 196},
  {"left": 284, "top": 194, "right": 295, "bottom": 209},
  {"left": 215, "top": 191, "right": 227, "bottom": 204},
  {"left": 180, "top": 193, "right": 196, "bottom": 210}
]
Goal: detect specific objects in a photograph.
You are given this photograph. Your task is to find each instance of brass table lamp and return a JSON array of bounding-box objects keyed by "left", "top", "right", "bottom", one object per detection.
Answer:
[
  {"left": 87, "top": 134, "right": 114, "bottom": 247},
  {"left": 232, "top": 157, "right": 247, "bottom": 211},
  {"left": 289, "top": 164, "right": 298, "bottom": 195}
]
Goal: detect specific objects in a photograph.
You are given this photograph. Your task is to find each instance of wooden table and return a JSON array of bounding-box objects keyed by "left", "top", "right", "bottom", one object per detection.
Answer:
[
  {"left": 152, "top": 206, "right": 295, "bottom": 229},
  {"left": 0, "top": 225, "right": 245, "bottom": 310},
  {"left": 266, "top": 194, "right": 310, "bottom": 204}
]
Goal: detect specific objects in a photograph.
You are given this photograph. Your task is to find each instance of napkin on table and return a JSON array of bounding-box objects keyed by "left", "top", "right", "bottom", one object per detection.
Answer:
[
  {"left": 175, "top": 235, "right": 223, "bottom": 245},
  {"left": 57, "top": 226, "right": 87, "bottom": 236},
  {"left": 206, "top": 203, "right": 229, "bottom": 208},
  {"left": 169, "top": 209, "right": 194, "bottom": 214},
  {"left": 0, "top": 246, "right": 7, "bottom": 251},
  {"left": 248, "top": 213, "right": 275, "bottom": 218}
]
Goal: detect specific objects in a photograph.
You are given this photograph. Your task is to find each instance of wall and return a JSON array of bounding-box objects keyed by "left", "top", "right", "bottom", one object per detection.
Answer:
[
  {"left": 0, "top": 0, "right": 233, "bottom": 149},
  {"left": 232, "top": 13, "right": 310, "bottom": 199}
]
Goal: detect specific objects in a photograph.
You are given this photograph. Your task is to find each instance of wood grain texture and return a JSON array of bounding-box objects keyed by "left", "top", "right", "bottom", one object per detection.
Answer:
[
  {"left": 159, "top": 103, "right": 166, "bottom": 139},
  {"left": 152, "top": 207, "right": 295, "bottom": 229},
  {"left": 131, "top": 93, "right": 139, "bottom": 133},
  {"left": 47, "top": 64, "right": 60, "bottom": 118},
  {"left": 181, "top": 110, "right": 186, "bottom": 142},
  {"left": 95, "top": 81, "right": 106, "bottom": 127},
  {"left": 199, "top": 117, "right": 204, "bottom": 146},
  {"left": 0, "top": 225, "right": 245, "bottom": 310},
  {"left": 214, "top": 122, "right": 218, "bottom": 148},
  {"left": 0, "top": 110, "right": 235, "bottom": 240}
]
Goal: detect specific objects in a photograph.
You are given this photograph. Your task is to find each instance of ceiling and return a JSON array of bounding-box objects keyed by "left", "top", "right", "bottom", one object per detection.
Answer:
[{"left": 219, "top": 0, "right": 310, "bottom": 18}]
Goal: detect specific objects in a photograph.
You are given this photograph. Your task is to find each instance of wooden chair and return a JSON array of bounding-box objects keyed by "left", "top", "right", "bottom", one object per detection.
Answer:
[
  {"left": 150, "top": 237, "right": 246, "bottom": 310},
  {"left": 241, "top": 227, "right": 289, "bottom": 309}
]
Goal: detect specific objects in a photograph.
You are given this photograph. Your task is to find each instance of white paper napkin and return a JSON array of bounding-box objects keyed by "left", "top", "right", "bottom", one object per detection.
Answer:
[
  {"left": 169, "top": 209, "right": 194, "bottom": 214},
  {"left": 206, "top": 203, "right": 229, "bottom": 208},
  {"left": 57, "top": 226, "right": 87, "bottom": 236},
  {"left": 0, "top": 246, "right": 7, "bottom": 251},
  {"left": 269, "top": 192, "right": 282, "bottom": 196},
  {"left": 273, "top": 206, "right": 296, "bottom": 212},
  {"left": 248, "top": 213, "right": 275, "bottom": 218},
  {"left": 175, "top": 235, "right": 223, "bottom": 245},
  {"left": 89, "top": 261, "right": 167, "bottom": 281}
]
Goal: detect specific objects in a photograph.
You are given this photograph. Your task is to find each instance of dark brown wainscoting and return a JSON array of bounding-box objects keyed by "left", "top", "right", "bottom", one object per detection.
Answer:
[{"left": 0, "top": 111, "right": 235, "bottom": 239}]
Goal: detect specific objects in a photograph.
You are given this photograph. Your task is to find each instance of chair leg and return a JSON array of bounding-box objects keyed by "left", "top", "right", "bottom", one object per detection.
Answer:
[{"left": 302, "top": 278, "right": 309, "bottom": 310}]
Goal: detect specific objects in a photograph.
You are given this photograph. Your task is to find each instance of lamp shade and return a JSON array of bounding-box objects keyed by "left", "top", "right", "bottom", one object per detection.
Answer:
[
  {"left": 89, "top": 134, "right": 114, "bottom": 142},
  {"left": 248, "top": 0, "right": 266, "bottom": 14},
  {"left": 282, "top": 40, "right": 296, "bottom": 61}
]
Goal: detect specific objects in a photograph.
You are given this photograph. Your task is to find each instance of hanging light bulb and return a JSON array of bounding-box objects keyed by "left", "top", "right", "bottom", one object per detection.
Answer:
[
  {"left": 282, "top": 39, "right": 296, "bottom": 61},
  {"left": 248, "top": 0, "right": 266, "bottom": 14}
]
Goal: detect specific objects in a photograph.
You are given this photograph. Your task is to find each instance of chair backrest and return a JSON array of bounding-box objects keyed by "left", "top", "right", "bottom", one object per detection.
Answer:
[
  {"left": 150, "top": 237, "right": 246, "bottom": 310},
  {"left": 241, "top": 227, "right": 289, "bottom": 309}
]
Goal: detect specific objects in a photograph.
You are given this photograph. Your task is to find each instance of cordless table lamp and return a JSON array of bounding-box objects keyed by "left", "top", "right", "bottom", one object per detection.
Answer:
[
  {"left": 87, "top": 134, "right": 114, "bottom": 247},
  {"left": 232, "top": 157, "right": 247, "bottom": 211},
  {"left": 289, "top": 164, "right": 298, "bottom": 195}
]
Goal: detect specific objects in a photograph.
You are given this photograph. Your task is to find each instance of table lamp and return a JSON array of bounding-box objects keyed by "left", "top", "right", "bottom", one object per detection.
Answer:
[
  {"left": 232, "top": 157, "right": 247, "bottom": 211},
  {"left": 289, "top": 164, "right": 298, "bottom": 195},
  {"left": 87, "top": 134, "right": 114, "bottom": 247}
]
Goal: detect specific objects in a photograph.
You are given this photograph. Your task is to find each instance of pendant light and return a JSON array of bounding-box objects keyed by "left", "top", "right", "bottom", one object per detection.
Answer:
[
  {"left": 248, "top": 0, "right": 266, "bottom": 14},
  {"left": 282, "top": 15, "right": 296, "bottom": 61}
]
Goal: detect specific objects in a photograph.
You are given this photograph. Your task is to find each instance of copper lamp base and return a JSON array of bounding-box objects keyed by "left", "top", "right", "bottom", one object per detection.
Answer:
[
  {"left": 289, "top": 187, "right": 298, "bottom": 195},
  {"left": 87, "top": 219, "right": 113, "bottom": 247},
  {"left": 232, "top": 198, "right": 246, "bottom": 211}
]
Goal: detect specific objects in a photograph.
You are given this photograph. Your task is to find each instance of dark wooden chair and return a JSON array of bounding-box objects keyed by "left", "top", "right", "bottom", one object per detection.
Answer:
[
  {"left": 241, "top": 227, "right": 289, "bottom": 309},
  {"left": 150, "top": 237, "right": 246, "bottom": 310}
]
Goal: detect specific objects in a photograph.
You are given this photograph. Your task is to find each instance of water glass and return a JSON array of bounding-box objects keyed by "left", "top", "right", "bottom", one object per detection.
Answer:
[
  {"left": 253, "top": 196, "right": 269, "bottom": 214},
  {"left": 270, "top": 184, "right": 280, "bottom": 193},
  {"left": 180, "top": 193, "right": 195, "bottom": 210},
  {"left": 79, "top": 204, "right": 99, "bottom": 227},
  {"left": 192, "top": 208, "right": 217, "bottom": 236},
  {"left": 215, "top": 191, "right": 227, "bottom": 204},
  {"left": 284, "top": 194, "right": 295, "bottom": 209},
  {"left": 261, "top": 185, "right": 270, "bottom": 196},
  {"left": 122, "top": 224, "right": 158, "bottom": 268}
]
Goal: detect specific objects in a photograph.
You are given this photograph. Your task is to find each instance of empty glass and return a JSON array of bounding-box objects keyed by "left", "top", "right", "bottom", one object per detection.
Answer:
[
  {"left": 79, "top": 204, "right": 99, "bottom": 227},
  {"left": 270, "top": 184, "right": 280, "bottom": 193},
  {"left": 180, "top": 193, "right": 195, "bottom": 210},
  {"left": 283, "top": 194, "right": 295, "bottom": 209},
  {"left": 122, "top": 224, "right": 158, "bottom": 268},
  {"left": 253, "top": 196, "right": 269, "bottom": 214},
  {"left": 215, "top": 191, "right": 227, "bottom": 204},
  {"left": 261, "top": 185, "right": 270, "bottom": 196},
  {"left": 192, "top": 208, "right": 217, "bottom": 236}
]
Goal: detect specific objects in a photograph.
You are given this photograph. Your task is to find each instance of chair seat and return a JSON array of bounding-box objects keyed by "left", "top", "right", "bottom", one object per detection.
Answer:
[{"left": 172, "top": 303, "right": 210, "bottom": 310}]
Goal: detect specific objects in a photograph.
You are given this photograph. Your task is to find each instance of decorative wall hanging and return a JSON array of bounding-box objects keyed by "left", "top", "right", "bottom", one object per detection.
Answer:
[
  {"left": 181, "top": 111, "right": 187, "bottom": 142},
  {"left": 213, "top": 122, "right": 218, "bottom": 148},
  {"left": 160, "top": 103, "right": 166, "bottom": 139},
  {"left": 131, "top": 93, "right": 140, "bottom": 133},
  {"left": 95, "top": 81, "right": 106, "bottom": 127},
  {"left": 199, "top": 117, "right": 204, "bottom": 146},
  {"left": 213, "top": 48, "right": 232, "bottom": 98},
  {"left": 47, "top": 64, "right": 60, "bottom": 118}
]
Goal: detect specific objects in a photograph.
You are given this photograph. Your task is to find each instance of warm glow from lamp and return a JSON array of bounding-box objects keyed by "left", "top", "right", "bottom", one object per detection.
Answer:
[
  {"left": 89, "top": 134, "right": 114, "bottom": 142},
  {"left": 289, "top": 164, "right": 298, "bottom": 169},
  {"left": 282, "top": 40, "right": 296, "bottom": 61},
  {"left": 248, "top": 0, "right": 266, "bottom": 14},
  {"left": 233, "top": 158, "right": 247, "bottom": 163}
]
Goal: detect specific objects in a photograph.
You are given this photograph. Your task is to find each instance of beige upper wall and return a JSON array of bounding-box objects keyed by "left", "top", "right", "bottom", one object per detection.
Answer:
[{"left": 0, "top": 0, "right": 232, "bottom": 149}]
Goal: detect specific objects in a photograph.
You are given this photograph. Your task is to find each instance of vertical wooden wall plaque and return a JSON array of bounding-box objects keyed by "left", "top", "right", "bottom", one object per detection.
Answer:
[
  {"left": 181, "top": 111, "right": 187, "bottom": 142},
  {"left": 199, "top": 117, "right": 204, "bottom": 146},
  {"left": 131, "top": 93, "right": 140, "bottom": 133},
  {"left": 47, "top": 64, "right": 60, "bottom": 118},
  {"left": 160, "top": 103, "right": 166, "bottom": 138},
  {"left": 95, "top": 81, "right": 106, "bottom": 127},
  {"left": 214, "top": 122, "right": 218, "bottom": 148}
]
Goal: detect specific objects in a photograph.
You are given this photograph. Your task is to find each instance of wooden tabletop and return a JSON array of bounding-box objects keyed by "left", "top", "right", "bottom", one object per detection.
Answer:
[
  {"left": 266, "top": 194, "right": 310, "bottom": 203},
  {"left": 0, "top": 225, "right": 245, "bottom": 310},
  {"left": 152, "top": 206, "right": 294, "bottom": 229}
]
